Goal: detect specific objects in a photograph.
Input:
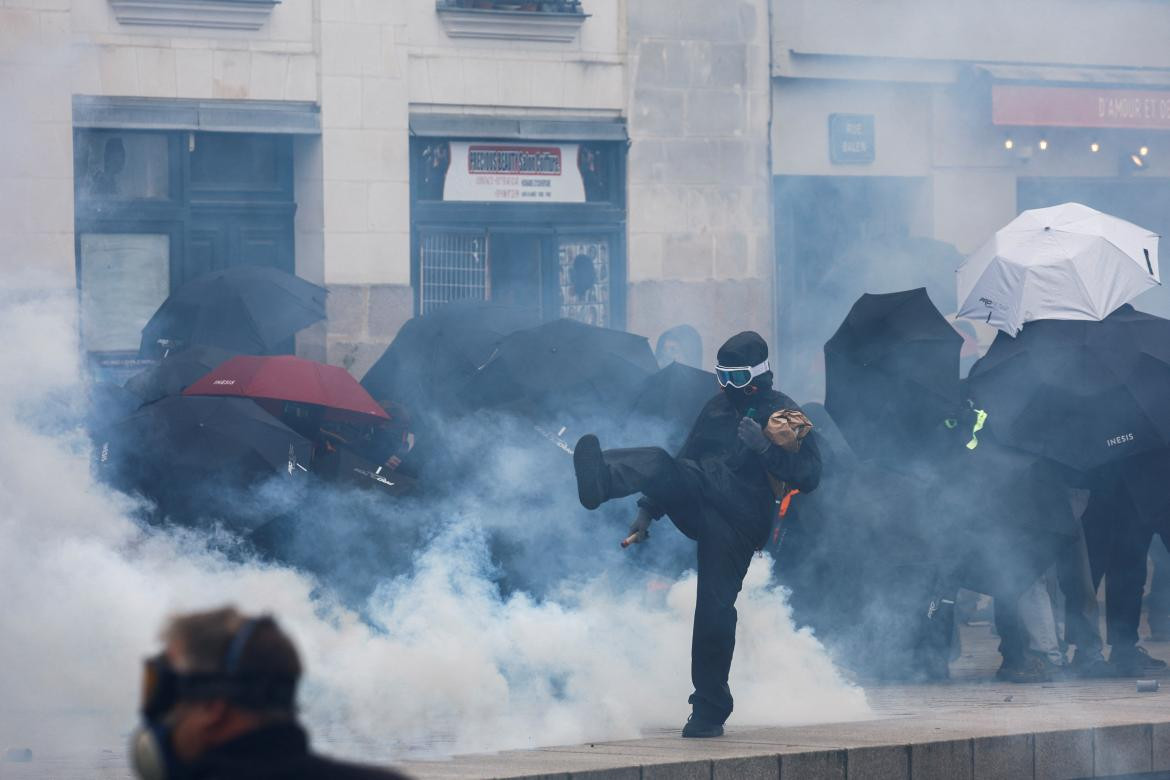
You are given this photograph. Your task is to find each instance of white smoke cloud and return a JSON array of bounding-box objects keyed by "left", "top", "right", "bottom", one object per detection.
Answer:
[{"left": 0, "top": 286, "right": 868, "bottom": 773}]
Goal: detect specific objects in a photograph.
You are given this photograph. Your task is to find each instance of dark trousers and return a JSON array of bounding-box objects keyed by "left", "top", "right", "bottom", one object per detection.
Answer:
[
  {"left": 1056, "top": 528, "right": 1105, "bottom": 661},
  {"left": 1148, "top": 536, "right": 1170, "bottom": 637},
  {"left": 602, "top": 446, "right": 758, "bottom": 724},
  {"left": 1084, "top": 499, "right": 1153, "bottom": 650}
]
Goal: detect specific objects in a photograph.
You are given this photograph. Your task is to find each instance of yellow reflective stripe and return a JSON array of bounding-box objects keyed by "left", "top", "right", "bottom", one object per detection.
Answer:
[{"left": 966, "top": 408, "right": 988, "bottom": 450}]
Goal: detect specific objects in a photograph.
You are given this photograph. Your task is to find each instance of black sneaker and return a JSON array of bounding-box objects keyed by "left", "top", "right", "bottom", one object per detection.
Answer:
[
  {"left": 1068, "top": 652, "right": 1117, "bottom": 679},
  {"left": 995, "top": 655, "right": 1052, "bottom": 684},
  {"left": 681, "top": 714, "right": 724, "bottom": 738},
  {"left": 573, "top": 434, "right": 608, "bottom": 510},
  {"left": 1111, "top": 645, "right": 1169, "bottom": 677}
]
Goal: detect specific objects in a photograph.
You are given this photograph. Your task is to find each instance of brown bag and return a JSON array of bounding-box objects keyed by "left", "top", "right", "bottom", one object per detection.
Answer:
[
  {"left": 764, "top": 408, "right": 814, "bottom": 453},
  {"left": 761, "top": 408, "right": 813, "bottom": 500}
]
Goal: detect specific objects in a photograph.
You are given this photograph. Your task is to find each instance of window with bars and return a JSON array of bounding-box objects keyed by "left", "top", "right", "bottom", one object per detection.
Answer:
[{"left": 419, "top": 231, "right": 489, "bottom": 314}]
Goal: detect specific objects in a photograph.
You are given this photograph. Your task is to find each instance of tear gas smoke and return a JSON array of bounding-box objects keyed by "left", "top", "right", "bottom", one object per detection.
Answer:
[{"left": 0, "top": 285, "right": 868, "bottom": 770}]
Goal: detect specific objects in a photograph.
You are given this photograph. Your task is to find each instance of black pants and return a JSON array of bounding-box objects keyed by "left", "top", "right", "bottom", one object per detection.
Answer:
[
  {"left": 602, "top": 446, "right": 759, "bottom": 724},
  {"left": 1148, "top": 536, "right": 1170, "bottom": 637},
  {"left": 1084, "top": 497, "right": 1153, "bottom": 650},
  {"left": 1055, "top": 527, "right": 1105, "bottom": 660}
]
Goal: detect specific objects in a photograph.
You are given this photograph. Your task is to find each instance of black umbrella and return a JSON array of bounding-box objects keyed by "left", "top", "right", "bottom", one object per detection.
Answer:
[
  {"left": 86, "top": 381, "right": 143, "bottom": 433},
  {"left": 123, "top": 345, "right": 237, "bottom": 404},
  {"left": 825, "top": 288, "right": 962, "bottom": 462},
  {"left": 361, "top": 301, "right": 539, "bottom": 414},
  {"left": 464, "top": 318, "right": 658, "bottom": 421},
  {"left": 139, "top": 267, "right": 326, "bottom": 358},
  {"left": 966, "top": 305, "right": 1170, "bottom": 474},
  {"left": 97, "top": 396, "right": 311, "bottom": 517},
  {"left": 623, "top": 362, "right": 717, "bottom": 449}
]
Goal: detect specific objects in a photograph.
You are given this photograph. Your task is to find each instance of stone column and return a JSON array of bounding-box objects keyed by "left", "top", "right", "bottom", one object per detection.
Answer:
[
  {"left": 318, "top": 2, "right": 412, "bottom": 376},
  {"left": 626, "top": 0, "right": 773, "bottom": 368}
]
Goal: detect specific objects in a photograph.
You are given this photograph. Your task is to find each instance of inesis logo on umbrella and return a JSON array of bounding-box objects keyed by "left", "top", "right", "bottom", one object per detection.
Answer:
[{"left": 1107, "top": 433, "right": 1136, "bottom": 447}]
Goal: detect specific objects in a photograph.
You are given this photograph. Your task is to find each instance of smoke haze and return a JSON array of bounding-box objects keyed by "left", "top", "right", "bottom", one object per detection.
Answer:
[{"left": 0, "top": 284, "right": 867, "bottom": 771}]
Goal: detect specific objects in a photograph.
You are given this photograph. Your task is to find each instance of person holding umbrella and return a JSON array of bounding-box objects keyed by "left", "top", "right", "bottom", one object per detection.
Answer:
[{"left": 571, "top": 331, "right": 821, "bottom": 738}]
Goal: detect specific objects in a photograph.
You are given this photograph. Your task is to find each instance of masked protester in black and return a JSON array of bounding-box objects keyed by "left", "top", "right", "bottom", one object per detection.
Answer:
[{"left": 573, "top": 331, "right": 822, "bottom": 737}]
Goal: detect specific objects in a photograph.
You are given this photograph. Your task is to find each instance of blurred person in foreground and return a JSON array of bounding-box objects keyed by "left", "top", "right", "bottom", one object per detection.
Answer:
[
  {"left": 130, "top": 606, "right": 409, "bottom": 780},
  {"left": 573, "top": 331, "right": 822, "bottom": 737}
]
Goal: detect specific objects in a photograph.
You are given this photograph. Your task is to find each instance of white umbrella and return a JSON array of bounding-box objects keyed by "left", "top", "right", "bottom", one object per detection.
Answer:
[{"left": 957, "top": 202, "right": 1160, "bottom": 335}]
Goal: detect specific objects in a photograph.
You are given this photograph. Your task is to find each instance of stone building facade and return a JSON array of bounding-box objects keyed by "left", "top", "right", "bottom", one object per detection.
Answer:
[
  {"left": 0, "top": 0, "right": 776, "bottom": 380},
  {"left": 770, "top": 0, "right": 1170, "bottom": 399}
]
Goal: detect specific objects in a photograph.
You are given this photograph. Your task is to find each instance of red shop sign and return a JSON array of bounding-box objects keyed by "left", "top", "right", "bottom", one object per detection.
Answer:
[{"left": 993, "top": 84, "right": 1170, "bottom": 130}]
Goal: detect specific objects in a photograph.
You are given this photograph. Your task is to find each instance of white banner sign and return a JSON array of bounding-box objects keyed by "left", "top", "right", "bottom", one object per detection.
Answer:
[{"left": 443, "top": 141, "right": 586, "bottom": 203}]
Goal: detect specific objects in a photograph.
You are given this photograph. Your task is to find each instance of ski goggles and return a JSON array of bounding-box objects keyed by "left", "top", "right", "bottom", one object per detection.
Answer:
[{"left": 714, "top": 360, "right": 770, "bottom": 389}]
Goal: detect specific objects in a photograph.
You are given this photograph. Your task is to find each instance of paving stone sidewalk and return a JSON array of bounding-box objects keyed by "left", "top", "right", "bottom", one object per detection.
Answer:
[{"left": 398, "top": 626, "right": 1170, "bottom": 780}]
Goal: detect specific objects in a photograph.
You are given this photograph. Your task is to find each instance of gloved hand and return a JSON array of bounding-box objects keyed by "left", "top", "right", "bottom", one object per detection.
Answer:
[
  {"left": 622, "top": 507, "right": 654, "bottom": 548},
  {"left": 737, "top": 416, "right": 771, "bottom": 454}
]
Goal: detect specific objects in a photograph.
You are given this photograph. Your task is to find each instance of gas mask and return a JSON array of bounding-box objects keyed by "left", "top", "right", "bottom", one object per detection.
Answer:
[
  {"left": 129, "top": 619, "right": 296, "bottom": 780},
  {"left": 128, "top": 654, "right": 197, "bottom": 780}
]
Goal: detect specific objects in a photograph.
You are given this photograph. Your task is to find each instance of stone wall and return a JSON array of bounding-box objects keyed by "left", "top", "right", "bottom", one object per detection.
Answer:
[
  {"left": 69, "top": 0, "right": 317, "bottom": 101},
  {"left": 626, "top": 0, "right": 774, "bottom": 368},
  {"left": 0, "top": 0, "right": 75, "bottom": 290},
  {"left": 405, "top": 0, "right": 625, "bottom": 113},
  {"left": 316, "top": 2, "right": 411, "bottom": 376},
  {"left": 774, "top": 0, "right": 1170, "bottom": 70}
]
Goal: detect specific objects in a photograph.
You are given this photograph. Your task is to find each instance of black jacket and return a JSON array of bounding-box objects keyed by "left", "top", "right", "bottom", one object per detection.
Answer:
[
  {"left": 190, "top": 723, "right": 409, "bottom": 780},
  {"left": 647, "top": 389, "right": 822, "bottom": 542}
]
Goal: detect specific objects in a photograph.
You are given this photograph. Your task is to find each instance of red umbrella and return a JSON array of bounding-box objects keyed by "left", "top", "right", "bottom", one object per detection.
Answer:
[{"left": 184, "top": 355, "right": 389, "bottom": 423}]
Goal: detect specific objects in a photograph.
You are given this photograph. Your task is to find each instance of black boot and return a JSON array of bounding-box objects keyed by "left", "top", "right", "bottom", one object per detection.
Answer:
[
  {"left": 1110, "top": 645, "right": 1168, "bottom": 676},
  {"left": 681, "top": 714, "right": 724, "bottom": 738},
  {"left": 573, "top": 434, "right": 609, "bottom": 510}
]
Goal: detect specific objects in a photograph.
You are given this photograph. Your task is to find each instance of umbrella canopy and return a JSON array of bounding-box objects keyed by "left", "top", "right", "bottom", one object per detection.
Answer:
[
  {"left": 623, "top": 362, "right": 718, "bottom": 450},
  {"left": 123, "top": 345, "right": 236, "bottom": 405},
  {"left": 957, "top": 202, "right": 1160, "bottom": 336},
  {"left": 626, "top": 362, "right": 716, "bottom": 425},
  {"left": 361, "top": 301, "right": 540, "bottom": 414},
  {"left": 184, "top": 355, "right": 389, "bottom": 424},
  {"left": 463, "top": 318, "right": 658, "bottom": 420},
  {"left": 966, "top": 306, "right": 1170, "bottom": 473},
  {"left": 96, "top": 396, "right": 311, "bottom": 517},
  {"left": 139, "top": 266, "right": 326, "bottom": 358},
  {"left": 86, "top": 381, "right": 143, "bottom": 433},
  {"left": 825, "top": 288, "right": 962, "bottom": 462}
]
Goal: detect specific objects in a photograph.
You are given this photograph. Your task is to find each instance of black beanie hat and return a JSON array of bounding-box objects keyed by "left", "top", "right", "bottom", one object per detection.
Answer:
[{"left": 717, "top": 331, "right": 768, "bottom": 367}]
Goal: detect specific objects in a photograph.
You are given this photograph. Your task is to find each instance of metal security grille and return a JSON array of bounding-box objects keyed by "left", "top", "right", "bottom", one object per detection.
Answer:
[{"left": 419, "top": 231, "right": 489, "bottom": 314}]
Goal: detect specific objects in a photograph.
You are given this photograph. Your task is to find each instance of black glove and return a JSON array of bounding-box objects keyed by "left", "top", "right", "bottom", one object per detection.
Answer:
[
  {"left": 622, "top": 507, "right": 654, "bottom": 548},
  {"left": 737, "top": 416, "right": 770, "bottom": 454}
]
